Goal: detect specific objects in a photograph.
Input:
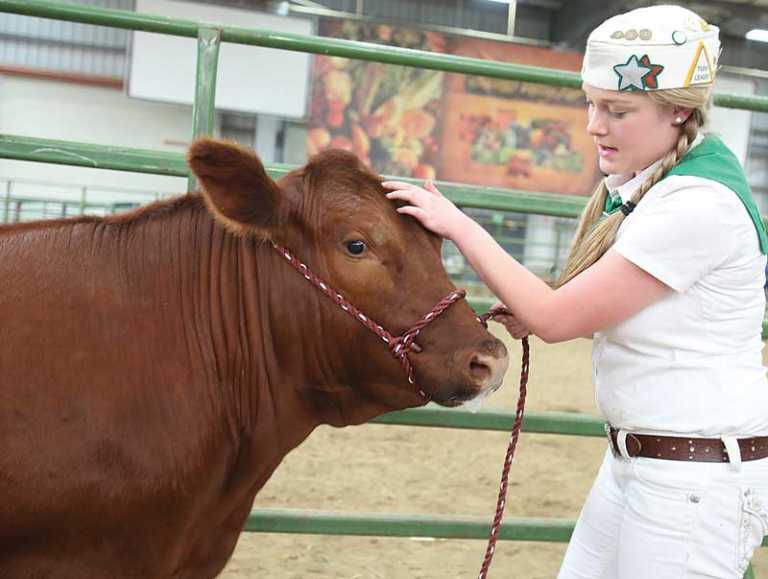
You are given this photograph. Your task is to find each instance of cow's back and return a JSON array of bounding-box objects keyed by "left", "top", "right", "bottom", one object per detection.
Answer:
[{"left": 0, "top": 206, "right": 260, "bottom": 578}]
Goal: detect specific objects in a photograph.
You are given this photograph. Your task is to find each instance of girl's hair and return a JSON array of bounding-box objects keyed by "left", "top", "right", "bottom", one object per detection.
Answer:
[{"left": 556, "top": 86, "right": 712, "bottom": 287}]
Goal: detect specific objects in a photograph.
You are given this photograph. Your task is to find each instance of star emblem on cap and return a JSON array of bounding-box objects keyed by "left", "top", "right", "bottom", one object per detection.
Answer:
[
  {"left": 638, "top": 55, "right": 664, "bottom": 89},
  {"left": 613, "top": 54, "right": 665, "bottom": 91}
]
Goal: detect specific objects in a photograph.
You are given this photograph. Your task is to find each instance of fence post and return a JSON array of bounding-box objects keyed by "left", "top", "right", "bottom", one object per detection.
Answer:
[
  {"left": 188, "top": 26, "right": 221, "bottom": 193},
  {"left": 80, "top": 186, "right": 87, "bottom": 215},
  {"left": 2, "top": 181, "right": 10, "bottom": 223}
]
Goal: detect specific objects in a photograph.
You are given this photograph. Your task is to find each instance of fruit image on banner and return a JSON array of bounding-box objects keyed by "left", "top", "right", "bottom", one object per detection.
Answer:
[
  {"left": 307, "top": 19, "right": 600, "bottom": 195},
  {"left": 307, "top": 21, "right": 445, "bottom": 180}
]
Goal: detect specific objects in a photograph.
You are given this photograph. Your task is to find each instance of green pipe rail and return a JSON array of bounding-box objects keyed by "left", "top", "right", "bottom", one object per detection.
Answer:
[
  {"left": 1, "top": 0, "right": 768, "bottom": 112},
  {"left": 245, "top": 509, "right": 575, "bottom": 542},
  {"left": 1, "top": 1, "right": 766, "bottom": 575}
]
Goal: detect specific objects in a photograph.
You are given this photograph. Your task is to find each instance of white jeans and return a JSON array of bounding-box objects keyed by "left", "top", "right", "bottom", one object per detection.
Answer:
[{"left": 558, "top": 448, "right": 768, "bottom": 579}]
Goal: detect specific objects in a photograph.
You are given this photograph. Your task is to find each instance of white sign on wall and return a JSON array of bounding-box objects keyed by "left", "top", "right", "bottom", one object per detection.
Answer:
[{"left": 129, "top": 0, "right": 313, "bottom": 118}]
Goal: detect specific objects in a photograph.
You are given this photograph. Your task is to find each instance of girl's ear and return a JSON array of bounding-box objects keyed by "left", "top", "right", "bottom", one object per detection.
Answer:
[{"left": 671, "top": 106, "right": 693, "bottom": 125}]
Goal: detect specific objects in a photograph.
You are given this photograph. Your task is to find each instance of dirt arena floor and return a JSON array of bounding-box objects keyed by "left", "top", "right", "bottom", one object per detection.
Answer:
[{"left": 221, "top": 330, "right": 768, "bottom": 578}]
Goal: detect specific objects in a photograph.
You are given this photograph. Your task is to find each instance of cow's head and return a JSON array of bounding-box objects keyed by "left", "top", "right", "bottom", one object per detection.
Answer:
[{"left": 188, "top": 138, "right": 509, "bottom": 420}]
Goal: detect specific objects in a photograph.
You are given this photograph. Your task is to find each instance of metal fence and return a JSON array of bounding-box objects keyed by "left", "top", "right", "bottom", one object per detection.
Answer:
[{"left": 1, "top": 1, "right": 766, "bottom": 577}]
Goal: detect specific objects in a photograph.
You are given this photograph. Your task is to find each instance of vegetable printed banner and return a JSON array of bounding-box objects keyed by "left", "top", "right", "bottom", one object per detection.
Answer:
[{"left": 307, "top": 20, "right": 600, "bottom": 196}]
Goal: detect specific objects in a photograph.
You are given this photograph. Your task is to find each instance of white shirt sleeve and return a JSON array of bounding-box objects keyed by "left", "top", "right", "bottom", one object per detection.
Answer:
[{"left": 612, "top": 178, "right": 736, "bottom": 292}]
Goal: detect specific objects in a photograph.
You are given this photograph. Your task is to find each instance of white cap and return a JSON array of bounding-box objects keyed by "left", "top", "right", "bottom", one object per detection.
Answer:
[{"left": 581, "top": 5, "right": 721, "bottom": 92}]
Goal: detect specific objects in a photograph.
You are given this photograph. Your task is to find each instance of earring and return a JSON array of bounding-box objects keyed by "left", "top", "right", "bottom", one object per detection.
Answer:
[{"left": 675, "top": 117, "right": 683, "bottom": 124}]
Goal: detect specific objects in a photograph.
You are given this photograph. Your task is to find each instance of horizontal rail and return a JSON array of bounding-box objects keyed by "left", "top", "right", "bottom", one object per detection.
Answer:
[
  {"left": 245, "top": 509, "right": 574, "bottom": 542},
  {"left": 0, "top": 134, "right": 190, "bottom": 176},
  {"left": 245, "top": 509, "right": 768, "bottom": 547},
  {"left": 2, "top": 0, "right": 768, "bottom": 112},
  {"left": 0, "top": 134, "right": 587, "bottom": 218},
  {"left": 6, "top": 133, "right": 768, "bottom": 228},
  {"left": 372, "top": 407, "right": 606, "bottom": 437}
]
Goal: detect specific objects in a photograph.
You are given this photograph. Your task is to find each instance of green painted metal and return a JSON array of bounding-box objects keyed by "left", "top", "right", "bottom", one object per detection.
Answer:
[
  {"left": 245, "top": 509, "right": 575, "bottom": 542},
  {"left": 0, "top": 0, "right": 577, "bottom": 87},
  {"left": 0, "top": 134, "right": 189, "bottom": 176},
  {"left": 245, "top": 510, "right": 768, "bottom": 552},
  {"left": 0, "top": 134, "right": 586, "bottom": 217},
  {"left": 372, "top": 407, "right": 606, "bottom": 437},
  {"left": 189, "top": 27, "right": 221, "bottom": 193},
  {"left": 712, "top": 93, "right": 768, "bottom": 113},
  {"left": 3, "top": 0, "right": 768, "bottom": 112},
  {"left": 4, "top": 133, "right": 766, "bottom": 233}
]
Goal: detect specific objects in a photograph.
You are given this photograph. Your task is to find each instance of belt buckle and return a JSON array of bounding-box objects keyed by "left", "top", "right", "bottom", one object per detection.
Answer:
[{"left": 604, "top": 423, "right": 619, "bottom": 457}]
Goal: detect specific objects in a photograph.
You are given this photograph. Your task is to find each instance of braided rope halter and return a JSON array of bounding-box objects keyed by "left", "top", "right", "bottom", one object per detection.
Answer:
[{"left": 270, "top": 240, "right": 530, "bottom": 578}]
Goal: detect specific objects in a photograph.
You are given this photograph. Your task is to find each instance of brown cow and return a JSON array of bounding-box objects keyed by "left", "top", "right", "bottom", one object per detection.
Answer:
[{"left": 0, "top": 139, "right": 509, "bottom": 578}]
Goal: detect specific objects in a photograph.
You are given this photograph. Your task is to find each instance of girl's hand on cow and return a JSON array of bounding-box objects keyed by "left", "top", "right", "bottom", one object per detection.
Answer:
[
  {"left": 382, "top": 180, "right": 470, "bottom": 241},
  {"left": 492, "top": 307, "right": 531, "bottom": 340}
]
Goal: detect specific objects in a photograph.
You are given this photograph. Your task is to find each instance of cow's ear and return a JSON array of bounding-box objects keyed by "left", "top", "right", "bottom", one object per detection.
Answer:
[{"left": 187, "top": 138, "right": 281, "bottom": 236}]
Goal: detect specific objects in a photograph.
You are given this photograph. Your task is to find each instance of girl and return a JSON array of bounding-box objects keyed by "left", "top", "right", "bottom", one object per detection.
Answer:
[{"left": 384, "top": 5, "right": 768, "bottom": 578}]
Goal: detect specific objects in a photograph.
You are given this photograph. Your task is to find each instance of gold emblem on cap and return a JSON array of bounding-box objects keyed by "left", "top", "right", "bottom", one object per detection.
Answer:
[
  {"left": 639, "top": 29, "right": 652, "bottom": 41},
  {"left": 625, "top": 29, "right": 638, "bottom": 41},
  {"left": 685, "top": 41, "right": 713, "bottom": 86},
  {"left": 611, "top": 30, "right": 624, "bottom": 39}
]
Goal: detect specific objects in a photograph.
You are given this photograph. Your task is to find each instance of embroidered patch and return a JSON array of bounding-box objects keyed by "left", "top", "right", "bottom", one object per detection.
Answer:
[
  {"left": 613, "top": 54, "right": 664, "bottom": 91},
  {"left": 685, "top": 42, "right": 713, "bottom": 86}
]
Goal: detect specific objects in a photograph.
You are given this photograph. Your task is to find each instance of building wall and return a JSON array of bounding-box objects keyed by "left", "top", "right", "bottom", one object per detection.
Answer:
[{"left": 0, "top": 74, "right": 191, "bottom": 203}]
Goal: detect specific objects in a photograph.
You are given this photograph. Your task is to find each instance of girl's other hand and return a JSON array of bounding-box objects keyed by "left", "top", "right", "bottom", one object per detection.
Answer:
[
  {"left": 492, "top": 307, "right": 531, "bottom": 340},
  {"left": 382, "top": 180, "right": 470, "bottom": 241}
]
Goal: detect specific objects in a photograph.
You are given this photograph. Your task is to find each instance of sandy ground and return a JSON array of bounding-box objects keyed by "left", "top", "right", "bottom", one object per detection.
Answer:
[{"left": 220, "top": 330, "right": 768, "bottom": 578}]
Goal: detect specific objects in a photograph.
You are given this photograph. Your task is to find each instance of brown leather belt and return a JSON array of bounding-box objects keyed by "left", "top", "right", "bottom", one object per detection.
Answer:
[{"left": 606, "top": 426, "right": 768, "bottom": 463}]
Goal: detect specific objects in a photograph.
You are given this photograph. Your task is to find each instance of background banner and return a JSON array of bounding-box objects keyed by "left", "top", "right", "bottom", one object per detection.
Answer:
[{"left": 307, "top": 20, "right": 600, "bottom": 196}]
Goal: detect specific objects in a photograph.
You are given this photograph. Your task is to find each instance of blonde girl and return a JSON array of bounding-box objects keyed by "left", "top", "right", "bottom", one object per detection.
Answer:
[{"left": 384, "top": 6, "right": 768, "bottom": 577}]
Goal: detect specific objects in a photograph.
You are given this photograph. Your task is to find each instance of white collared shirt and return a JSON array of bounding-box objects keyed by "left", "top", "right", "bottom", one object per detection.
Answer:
[{"left": 592, "top": 136, "right": 768, "bottom": 437}]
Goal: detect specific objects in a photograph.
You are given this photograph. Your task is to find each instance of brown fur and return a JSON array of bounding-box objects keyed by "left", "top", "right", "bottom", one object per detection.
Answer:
[{"left": 0, "top": 139, "right": 508, "bottom": 578}]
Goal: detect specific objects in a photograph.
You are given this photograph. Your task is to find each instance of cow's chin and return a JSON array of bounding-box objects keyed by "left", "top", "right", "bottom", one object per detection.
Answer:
[
  {"left": 429, "top": 385, "right": 483, "bottom": 408},
  {"left": 429, "top": 376, "right": 502, "bottom": 408}
]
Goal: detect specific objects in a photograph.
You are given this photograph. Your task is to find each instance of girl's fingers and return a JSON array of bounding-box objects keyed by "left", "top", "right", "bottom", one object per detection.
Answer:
[
  {"left": 382, "top": 180, "right": 422, "bottom": 192},
  {"left": 385, "top": 190, "right": 426, "bottom": 206},
  {"left": 385, "top": 190, "right": 411, "bottom": 201},
  {"left": 424, "top": 180, "right": 445, "bottom": 198},
  {"left": 396, "top": 206, "right": 428, "bottom": 221}
]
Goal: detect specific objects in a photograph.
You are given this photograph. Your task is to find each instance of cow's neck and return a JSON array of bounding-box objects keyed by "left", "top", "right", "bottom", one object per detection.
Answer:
[
  {"left": 110, "top": 199, "right": 407, "bottom": 497},
  {"left": 172, "top": 203, "right": 392, "bottom": 457}
]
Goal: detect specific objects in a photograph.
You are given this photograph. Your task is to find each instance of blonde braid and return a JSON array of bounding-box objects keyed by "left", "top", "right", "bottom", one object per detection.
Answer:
[{"left": 557, "top": 99, "right": 706, "bottom": 287}]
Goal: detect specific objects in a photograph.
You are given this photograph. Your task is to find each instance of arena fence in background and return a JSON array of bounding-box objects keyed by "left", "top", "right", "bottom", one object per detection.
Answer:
[{"left": 0, "top": 2, "right": 765, "bottom": 577}]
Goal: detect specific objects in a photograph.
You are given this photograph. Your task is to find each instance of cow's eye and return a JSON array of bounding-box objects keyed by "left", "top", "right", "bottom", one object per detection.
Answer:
[{"left": 345, "top": 240, "right": 367, "bottom": 255}]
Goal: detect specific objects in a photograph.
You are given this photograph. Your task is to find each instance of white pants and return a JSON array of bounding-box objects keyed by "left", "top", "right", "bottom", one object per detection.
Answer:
[{"left": 558, "top": 449, "right": 768, "bottom": 579}]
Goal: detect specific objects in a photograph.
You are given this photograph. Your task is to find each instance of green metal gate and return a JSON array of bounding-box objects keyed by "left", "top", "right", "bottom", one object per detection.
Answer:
[{"left": 1, "top": 2, "right": 766, "bottom": 577}]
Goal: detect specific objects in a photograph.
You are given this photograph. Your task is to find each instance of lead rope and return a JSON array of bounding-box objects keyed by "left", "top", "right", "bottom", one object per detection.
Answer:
[{"left": 477, "top": 306, "right": 530, "bottom": 579}]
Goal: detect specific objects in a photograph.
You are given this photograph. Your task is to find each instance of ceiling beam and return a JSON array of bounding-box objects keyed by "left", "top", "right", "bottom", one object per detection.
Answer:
[{"left": 550, "top": 0, "right": 633, "bottom": 49}]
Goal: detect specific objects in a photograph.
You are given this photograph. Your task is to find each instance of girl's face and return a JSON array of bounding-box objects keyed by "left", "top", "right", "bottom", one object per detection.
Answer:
[{"left": 583, "top": 83, "right": 686, "bottom": 176}]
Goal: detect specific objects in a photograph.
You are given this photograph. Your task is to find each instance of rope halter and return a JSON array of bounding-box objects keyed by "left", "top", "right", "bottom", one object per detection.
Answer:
[{"left": 271, "top": 240, "right": 466, "bottom": 399}]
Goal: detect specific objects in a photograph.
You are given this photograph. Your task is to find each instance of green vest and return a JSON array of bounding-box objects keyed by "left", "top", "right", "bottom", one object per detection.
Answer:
[{"left": 663, "top": 135, "right": 768, "bottom": 254}]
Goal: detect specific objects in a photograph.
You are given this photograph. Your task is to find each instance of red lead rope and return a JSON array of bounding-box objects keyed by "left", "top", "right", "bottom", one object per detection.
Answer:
[
  {"left": 476, "top": 308, "right": 530, "bottom": 578},
  {"left": 271, "top": 242, "right": 530, "bottom": 579}
]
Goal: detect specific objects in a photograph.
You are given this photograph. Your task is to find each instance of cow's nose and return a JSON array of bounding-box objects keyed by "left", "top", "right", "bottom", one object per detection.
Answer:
[{"left": 467, "top": 340, "right": 509, "bottom": 391}]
